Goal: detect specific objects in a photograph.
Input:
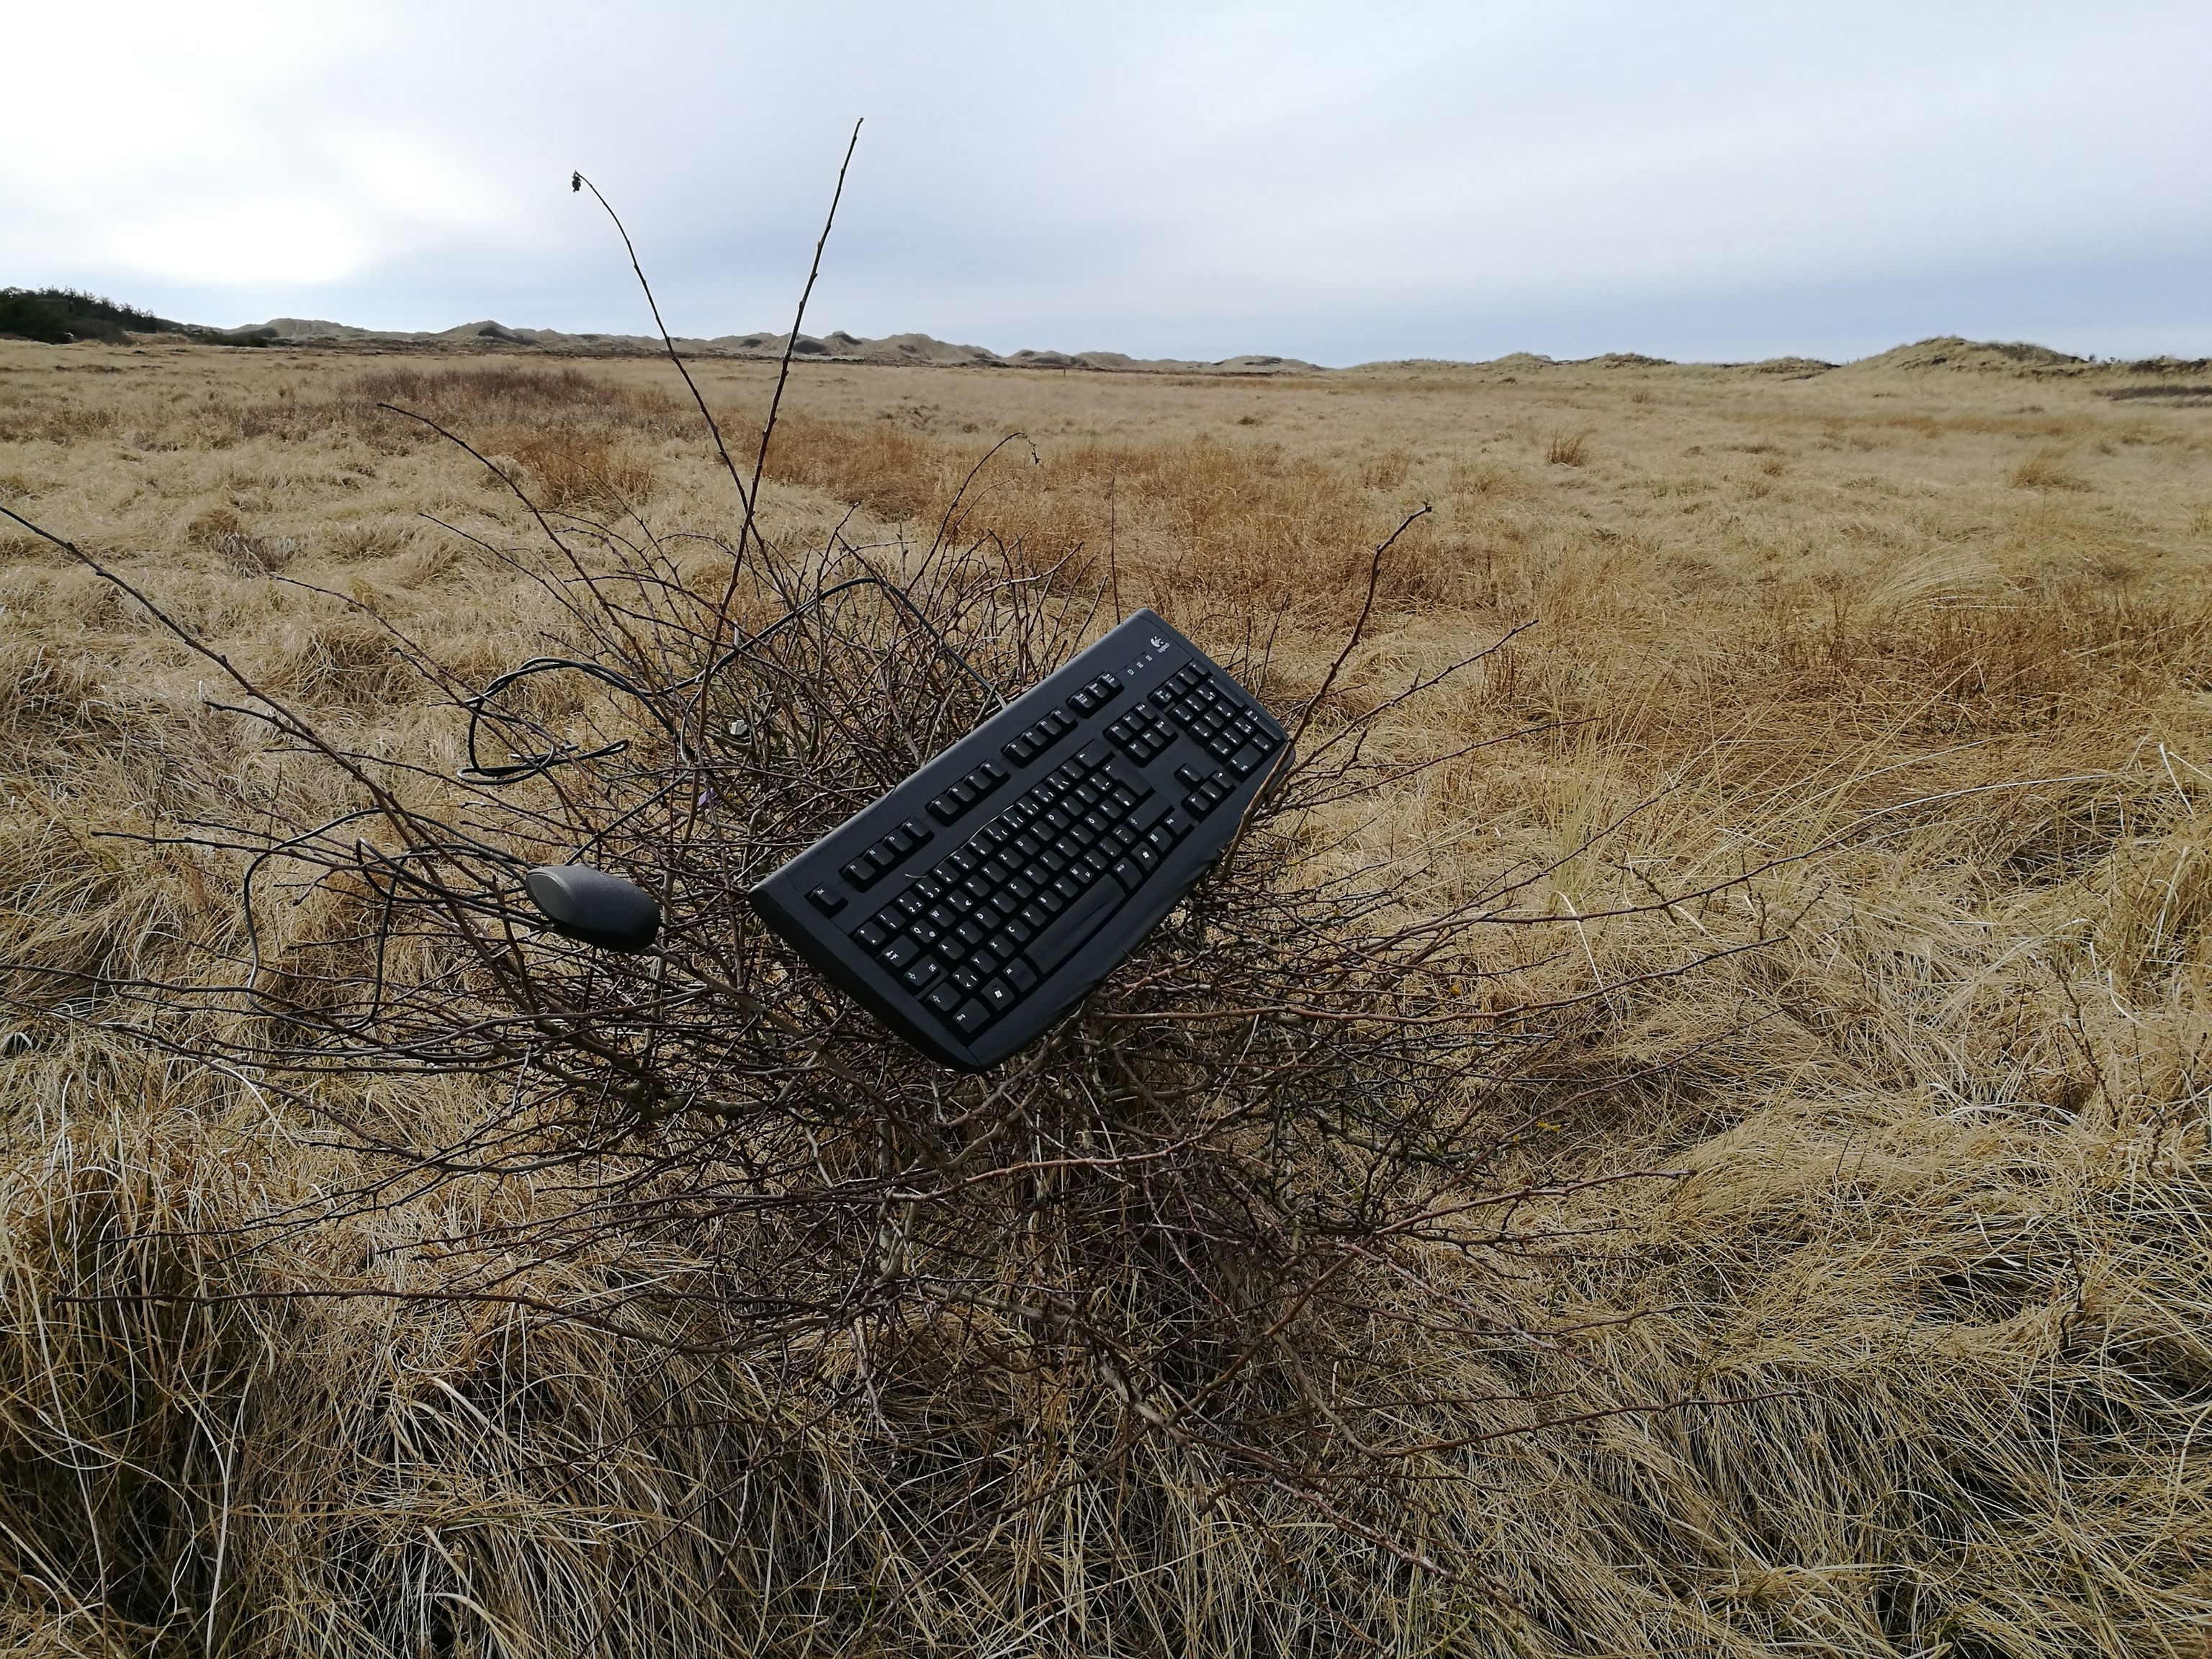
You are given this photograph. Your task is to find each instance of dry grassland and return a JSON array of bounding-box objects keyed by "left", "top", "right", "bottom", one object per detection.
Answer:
[{"left": 4, "top": 336, "right": 2212, "bottom": 1655}]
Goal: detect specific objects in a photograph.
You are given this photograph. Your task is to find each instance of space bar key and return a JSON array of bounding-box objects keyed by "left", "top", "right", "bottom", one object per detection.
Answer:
[{"left": 1022, "top": 878, "right": 1130, "bottom": 979}]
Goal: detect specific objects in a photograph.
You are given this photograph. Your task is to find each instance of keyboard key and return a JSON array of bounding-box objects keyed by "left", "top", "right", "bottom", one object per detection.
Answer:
[
  {"left": 925, "top": 981, "right": 965, "bottom": 1017},
  {"left": 1174, "top": 765, "right": 1204, "bottom": 788},
  {"left": 956, "top": 918, "right": 989, "bottom": 948},
  {"left": 902, "top": 957, "right": 945, "bottom": 992},
  {"left": 980, "top": 759, "right": 1009, "bottom": 785},
  {"left": 940, "top": 935, "right": 968, "bottom": 963},
  {"left": 808, "top": 886, "right": 845, "bottom": 915},
  {"left": 1112, "top": 858, "right": 1143, "bottom": 891},
  {"left": 1231, "top": 747, "right": 1264, "bottom": 776},
  {"left": 927, "top": 794, "right": 961, "bottom": 823},
  {"left": 1005, "top": 958, "right": 1039, "bottom": 995},
  {"left": 950, "top": 999, "right": 992, "bottom": 1037},
  {"left": 853, "top": 918, "right": 891, "bottom": 949},
  {"left": 981, "top": 979, "right": 1017, "bottom": 1016},
  {"left": 1184, "top": 791, "right": 1212, "bottom": 819},
  {"left": 1052, "top": 874, "right": 1085, "bottom": 902},
  {"left": 952, "top": 962, "right": 986, "bottom": 993},
  {"left": 840, "top": 858, "right": 876, "bottom": 888},
  {"left": 927, "top": 904, "right": 958, "bottom": 930},
  {"left": 879, "top": 935, "right": 921, "bottom": 970},
  {"left": 909, "top": 920, "right": 941, "bottom": 946},
  {"left": 1130, "top": 842, "right": 1160, "bottom": 873}
]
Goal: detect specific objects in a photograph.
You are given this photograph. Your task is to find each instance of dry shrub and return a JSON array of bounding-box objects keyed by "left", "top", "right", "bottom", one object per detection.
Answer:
[
  {"left": 323, "top": 520, "right": 413, "bottom": 562},
  {"left": 745, "top": 417, "right": 1390, "bottom": 620},
  {"left": 1545, "top": 429, "right": 1592, "bottom": 467},
  {"left": 2010, "top": 448, "right": 2090, "bottom": 490},
  {"left": 765, "top": 410, "right": 947, "bottom": 519},
  {"left": 334, "top": 364, "right": 685, "bottom": 437},
  {"left": 1, "top": 422, "right": 1782, "bottom": 1651},
  {"left": 0, "top": 404, "right": 117, "bottom": 444},
  {"left": 1449, "top": 459, "right": 1530, "bottom": 500},
  {"left": 184, "top": 504, "right": 246, "bottom": 547},
  {"left": 507, "top": 427, "right": 660, "bottom": 513},
  {"left": 1359, "top": 446, "right": 1413, "bottom": 488},
  {"left": 257, "top": 612, "right": 415, "bottom": 710}
]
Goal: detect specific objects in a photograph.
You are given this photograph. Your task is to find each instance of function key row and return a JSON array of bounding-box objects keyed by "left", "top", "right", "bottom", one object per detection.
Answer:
[
  {"left": 1002, "top": 706, "right": 1079, "bottom": 767},
  {"left": 927, "top": 757, "right": 1011, "bottom": 824},
  {"left": 833, "top": 814, "right": 936, "bottom": 896}
]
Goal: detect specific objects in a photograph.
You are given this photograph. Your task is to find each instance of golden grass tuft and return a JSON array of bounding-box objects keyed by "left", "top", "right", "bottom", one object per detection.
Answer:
[
  {"left": 2010, "top": 447, "right": 2092, "bottom": 490},
  {"left": 4, "top": 336, "right": 2212, "bottom": 1653},
  {"left": 1545, "top": 428, "right": 1593, "bottom": 467}
]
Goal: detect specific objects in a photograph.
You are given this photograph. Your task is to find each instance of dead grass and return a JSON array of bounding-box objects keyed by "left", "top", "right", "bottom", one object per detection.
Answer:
[
  {"left": 1545, "top": 428, "right": 1593, "bottom": 467},
  {"left": 3, "top": 336, "right": 2212, "bottom": 1655}
]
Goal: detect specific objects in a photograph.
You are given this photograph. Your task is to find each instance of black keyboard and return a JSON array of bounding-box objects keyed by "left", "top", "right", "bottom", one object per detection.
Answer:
[{"left": 749, "top": 608, "right": 1291, "bottom": 1070}]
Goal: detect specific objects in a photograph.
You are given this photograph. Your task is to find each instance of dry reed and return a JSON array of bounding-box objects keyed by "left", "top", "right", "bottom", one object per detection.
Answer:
[{"left": 1, "top": 333, "right": 2210, "bottom": 1655}]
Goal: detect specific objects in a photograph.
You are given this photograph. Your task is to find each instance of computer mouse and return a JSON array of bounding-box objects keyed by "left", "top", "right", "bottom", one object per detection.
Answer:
[{"left": 523, "top": 864, "right": 661, "bottom": 952}]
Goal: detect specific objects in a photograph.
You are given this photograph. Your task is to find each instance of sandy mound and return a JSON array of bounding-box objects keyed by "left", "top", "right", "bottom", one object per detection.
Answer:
[{"left": 1845, "top": 336, "right": 2092, "bottom": 375}]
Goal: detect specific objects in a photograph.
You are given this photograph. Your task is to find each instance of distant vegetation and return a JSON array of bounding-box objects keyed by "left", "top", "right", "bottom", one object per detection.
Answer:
[{"left": 0, "top": 287, "right": 185, "bottom": 344}]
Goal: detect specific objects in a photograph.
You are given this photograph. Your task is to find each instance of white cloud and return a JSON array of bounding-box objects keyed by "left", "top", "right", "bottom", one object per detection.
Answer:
[{"left": 102, "top": 199, "right": 369, "bottom": 287}]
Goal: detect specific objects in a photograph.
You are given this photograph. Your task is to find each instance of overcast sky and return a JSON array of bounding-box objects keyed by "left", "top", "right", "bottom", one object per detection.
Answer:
[{"left": 5, "top": 2, "right": 2207, "bottom": 364}]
